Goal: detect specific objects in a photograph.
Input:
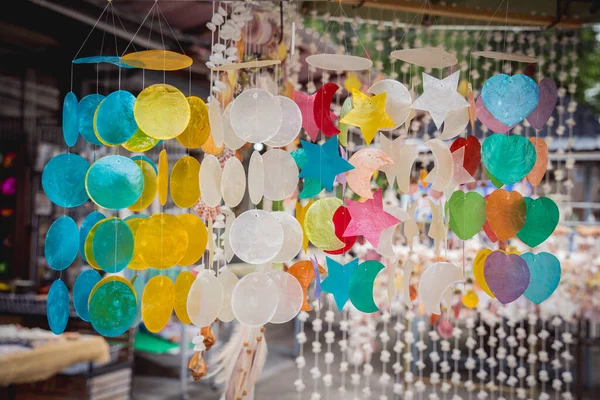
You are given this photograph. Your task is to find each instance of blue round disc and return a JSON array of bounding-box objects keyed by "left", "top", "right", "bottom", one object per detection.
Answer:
[
  {"left": 45, "top": 216, "right": 79, "bottom": 271},
  {"left": 92, "top": 217, "right": 134, "bottom": 273},
  {"left": 131, "top": 274, "right": 146, "bottom": 327},
  {"left": 73, "top": 56, "right": 136, "bottom": 69},
  {"left": 47, "top": 280, "right": 70, "bottom": 335},
  {"left": 130, "top": 155, "right": 158, "bottom": 174},
  {"left": 73, "top": 269, "right": 102, "bottom": 322},
  {"left": 42, "top": 153, "right": 90, "bottom": 208},
  {"left": 78, "top": 94, "right": 105, "bottom": 145},
  {"left": 95, "top": 90, "right": 138, "bottom": 145},
  {"left": 79, "top": 211, "right": 106, "bottom": 262},
  {"left": 89, "top": 277, "right": 137, "bottom": 337},
  {"left": 63, "top": 92, "right": 79, "bottom": 147},
  {"left": 86, "top": 155, "right": 144, "bottom": 209}
]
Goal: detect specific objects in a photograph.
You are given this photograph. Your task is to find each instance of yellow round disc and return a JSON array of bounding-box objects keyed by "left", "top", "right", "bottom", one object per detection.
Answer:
[
  {"left": 92, "top": 101, "right": 114, "bottom": 147},
  {"left": 89, "top": 275, "right": 135, "bottom": 301},
  {"left": 200, "top": 134, "right": 224, "bottom": 155},
  {"left": 158, "top": 149, "right": 168, "bottom": 206},
  {"left": 142, "top": 276, "right": 175, "bottom": 333},
  {"left": 134, "top": 84, "right": 190, "bottom": 140},
  {"left": 170, "top": 156, "right": 201, "bottom": 209},
  {"left": 174, "top": 271, "right": 195, "bottom": 324},
  {"left": 128, "top": 160, "right": 157, "bottom": 212},
  {"left": 122, "top": 50, "right": 193, "bottom": 71},
  {"left": 125, "top": 216, "right": 149, "bottom": 271},
  {"left": 461, "top": 289, "right": 479, "bottom": 309},
  {"left": 122, "top": 128, "right": 161, "bottom": 152},
  {"left": 176, "top": 97, "right": 210, "bottom": 148},
  {"left": 136, "top": 213, "right": 189, "bottom": 269},
  {"left": 176, "top": 214, "right": 208, "bottom": 267},
  {"left": 84, "top": 219, "right": 106, "bottom": 270}
]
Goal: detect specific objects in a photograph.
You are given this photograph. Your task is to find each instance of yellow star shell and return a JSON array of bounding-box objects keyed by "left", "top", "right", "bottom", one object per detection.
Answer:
[
  {"left": 339, "top": 89, "right": 395, "bottom": 145},
  {"left": 296, "top": 199, "right": 314, "bottom": 253}
]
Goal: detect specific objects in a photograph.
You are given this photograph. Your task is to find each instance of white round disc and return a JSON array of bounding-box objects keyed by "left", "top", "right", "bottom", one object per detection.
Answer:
[
  {"left": 221, "top": 157, "right": 246, "bottom": 208},
  {"left": 368, "top": 79, "right": 412, "bottom": 130},
  {"left": 208, "top": 97, "right": 224, "bottom": 148},
  {"left": 248, "top": 151, "right": 264, "bottom": 205},
  {"left": 200, "top": 155, "right": 222, "bottom": 207},
  {"left": 267, "top": 271, "right": 303, "bottom": 324},
  {"left": 306, "top": 54, "right": 373, "bottom": 71},
  {"left": 231, "top": 272, "right": 279, "bottom": 327},
  {"left": 230, "top": 89, "right": 282, "bottom": 143},
  {"left": 271, "top": 211, "right": 303, "bottom": 263},
  {"left": 229, "top": 210, "right": 284, "bottom": 264},
  {"left": 187, "top": 272, "right": 224, "bottom": 328},
  {"left": 264, "top": 96, "right": 302, "bottom": 147},
  {"left": 217, "top": 270, "right": 239, "bottom": 323},
  {"left": 222, "top": 103, "right": 246, "bottom": 150},
  {"left": 262, "top": 149, "right": 299, "bottom": 201}
]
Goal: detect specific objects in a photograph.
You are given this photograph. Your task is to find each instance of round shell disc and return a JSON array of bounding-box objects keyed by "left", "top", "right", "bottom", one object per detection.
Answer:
[
  {"left": 231, "top": 272, "right": 279, "bottom": 327},
  {"left": 73, "top": 269, "right": 101, "bottom": 322},
  {"left": 79, "top": 211, "right": 106, "bottom": 262},
  {"left": 78, "top": 94, "right": 104, "bottom": 145},
  {"left": 131, "top": 155, "right": 157, "bottom": 173},
  {"left": 136, "top": 213, "right": 189, "bottom": 269},
  {"left": 89, "top": 276, "right": 137, "bottom": 337},
  {"left": 124, "top": 214, "right": 149, "bottom": 271},
  {"left": 42, "top": 153, "right": 90, "bottom": 208},
  {"left": 248, "top": 151, "right": 264, "bottom": 206},
  {"left": 271, "top": 212, "right": 303, "bottom": 263},
  {"left": 47, "top": 280, "right": 70, "bottom": 335},
  {"left": 222, "top": 104, "right": 246, "bottom": 150},
  {"left": 390, "top": 48, "right": 458, "bottom": 69},
  {"left": 229, "top": 210, "right": 284, "bottom": 264},
  {"left": 221, "top": 157, "right": 246, "bottom": 208},
  {"left": 217, "top": 270, "right": 239, "bottom": 323},
  {"left": 187, "top": 272, "right": 224, "bottom": 328},
  {"left": 122, "top": 50, "right": 193, "bottom": 71},
  {"left": 128, "top": 160, "right": 157, "bottom": 212},
  {"left": 262, "top": 149, "right": 299, "bottom": 201},
  {"left": 176, "top": 96, "right": 210, "bottom": 148},
  {"left": 176, "top": 214, "right": 208, "bottom": 267},
  {"left": 305, "top": 54, "right": 373, "bottom": 71},
  {"left": 230, "top": 89, "right": 282, "bottom": 143},
  {"left": 122, "top": 128, "right": 161, "bottom": 152},
  {"left": 134, "top": 84, "right": 190, "bottom": 140},
  {"left": 63, "top": 92, "right": 79, "bottom": 147},
  {"left": 208, "top": 97, "right": 224, "bottom": 148},
  {"left": 84, "top": 220, "right": 104, "bottom": 270},
  {"left": 264, "top": 96, "right": 302, "bottom": 147},
  {"left": 158, "top": 149, "right": 169, "bottom": 206},
  {"left": 91, "top": 217, "right": 134, "bottom": 273},
  {"left": 174, "top": 271, "right": 195, "bottom": 324},
  {"left": 304, "top": 197, "right": 345, "bottom": 251},
  {"left": 199, "top": 155, "right": 222, "bottom": 207},
  {"left": 95, "top": 90, "right": 138, "bottom": 145},
  {"left": 142, "top": 276, "right": 175, "bottom": 333},
  {"left": 45, "top": 216, "right": 79, "bottom": 271},
  {"left": 170, "top": 156, "right": 200, "bottom": 209},
  {"left": 86, "top": 155, "right": 144, "bottom": 210},
  {"left": 267, "top": 270, "right": 303, "bottom": 324}
]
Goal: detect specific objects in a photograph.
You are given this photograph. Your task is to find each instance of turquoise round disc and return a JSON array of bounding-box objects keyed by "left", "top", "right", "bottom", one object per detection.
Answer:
[
  {"left": 89, "top": 279, "right": 137, "bottom": 337},
  {"left": 130, "top": 155, "right": 158, "bottom": 174},
  {"left": 95, "top": 90, "right": 138, "bottom": 145},
  {"left": 73, "top": 56, "right": 135, "bottom": 69},
  {"left": 78, "top": 94, "right": 104, "bottom": 145},
  {"left": 86, "top": 155, "right": 144, "bottom": 209},
  {"left": 92, "top": 218, "right": 134, "bottom": 273},
  {"left": 47, "top": 280, "right": 70, "bottom": 335},
  {"left": 79, "top": 211, "right": 106, "bottom": 262},
  {"left": 131, "top": 275, "right": 145, "bottom": 327},
  {"left": 42, "top": 153, "right": 90, "bottom": 208},
  {"left": 63, "top": 92, "right": 79, "bottom": 147},
  {"left": 124, "top": 214, "right": 149, "bottom": 221},
  {"left": 73, "top": 269, "right": 102, "bottom": 322},
  {"left": 45, "top": 216, "right": 79, "bottom": 271}
]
